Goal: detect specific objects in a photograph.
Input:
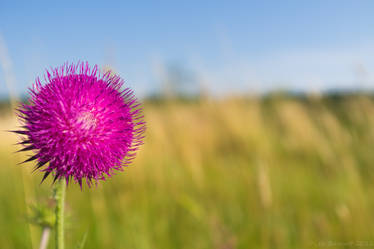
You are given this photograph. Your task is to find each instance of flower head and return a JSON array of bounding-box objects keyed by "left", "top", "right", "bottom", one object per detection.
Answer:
[{"left": 14, "top": 62, "right": 146, "bottom": 187}]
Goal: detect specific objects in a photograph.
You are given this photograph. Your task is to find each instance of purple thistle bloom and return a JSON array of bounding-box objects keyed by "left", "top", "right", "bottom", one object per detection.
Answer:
[{"left": 14, "top": 62, "right": 146, "bottom": 187}]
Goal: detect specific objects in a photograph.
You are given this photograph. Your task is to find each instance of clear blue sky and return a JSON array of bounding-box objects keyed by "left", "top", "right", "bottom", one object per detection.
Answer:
[{"left": 1, "top": 0, "right": 374, "bottom": 97}]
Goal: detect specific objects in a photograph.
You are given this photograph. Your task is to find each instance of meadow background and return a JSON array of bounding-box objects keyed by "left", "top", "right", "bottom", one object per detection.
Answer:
[{"left": 1, "top": 93, "right": 374, "bottom": 249}]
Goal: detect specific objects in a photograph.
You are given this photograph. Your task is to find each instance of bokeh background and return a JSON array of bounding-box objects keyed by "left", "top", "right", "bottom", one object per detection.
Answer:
[{"left": 2, "top": 1, "right": 374, "bottom": 248}]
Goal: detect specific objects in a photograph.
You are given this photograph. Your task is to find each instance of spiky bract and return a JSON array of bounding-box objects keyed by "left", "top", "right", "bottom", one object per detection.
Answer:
[{"left": 15, "top": 62, "right": 145, "bottom": 187}]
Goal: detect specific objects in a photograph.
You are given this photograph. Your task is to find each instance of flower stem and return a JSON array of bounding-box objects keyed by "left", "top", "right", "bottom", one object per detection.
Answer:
[{"left": 54, "top": 179, "right": 65, "bottom": 249}]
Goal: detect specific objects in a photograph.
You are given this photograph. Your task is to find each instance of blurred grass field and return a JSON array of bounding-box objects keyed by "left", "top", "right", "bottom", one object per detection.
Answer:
[{"left": 1, "top": 94, "right": 374, "bottom": 249}]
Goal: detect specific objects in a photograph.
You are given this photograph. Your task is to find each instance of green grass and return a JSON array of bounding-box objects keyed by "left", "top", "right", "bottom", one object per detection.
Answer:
[{"left": 1, "top": 95, "right": 374, "bottom": 249}]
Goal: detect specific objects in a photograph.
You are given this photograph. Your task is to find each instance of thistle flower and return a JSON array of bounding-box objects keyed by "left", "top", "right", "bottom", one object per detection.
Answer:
[{"left": 14, "top": 62, "right": 146, "bottom": 187}]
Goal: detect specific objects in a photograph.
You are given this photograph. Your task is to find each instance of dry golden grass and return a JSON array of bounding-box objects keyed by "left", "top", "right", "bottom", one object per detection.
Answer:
[{"left": 0, "top": 95, "right": 374, "bottom": 249}]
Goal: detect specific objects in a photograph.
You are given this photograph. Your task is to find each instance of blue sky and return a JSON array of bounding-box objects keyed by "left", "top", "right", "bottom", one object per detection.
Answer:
[{"left": 1, "top": 0, "right": 374, "bottom": 97}]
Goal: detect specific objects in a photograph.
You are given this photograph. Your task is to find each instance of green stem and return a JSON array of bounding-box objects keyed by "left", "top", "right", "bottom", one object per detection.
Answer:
[{"left": 54, "top": 179, "right": 66, "bottom": 249}]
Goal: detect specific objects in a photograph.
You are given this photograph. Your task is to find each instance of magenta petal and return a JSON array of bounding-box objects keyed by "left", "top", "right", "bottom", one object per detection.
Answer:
[{"left": 15, "top": 62, "right": 146, "bottom": 187}]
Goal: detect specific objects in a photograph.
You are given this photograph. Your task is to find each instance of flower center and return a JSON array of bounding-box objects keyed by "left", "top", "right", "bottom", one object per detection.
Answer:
[{"left": 76, "top": 111, "right": 97, "bottom": 130}]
